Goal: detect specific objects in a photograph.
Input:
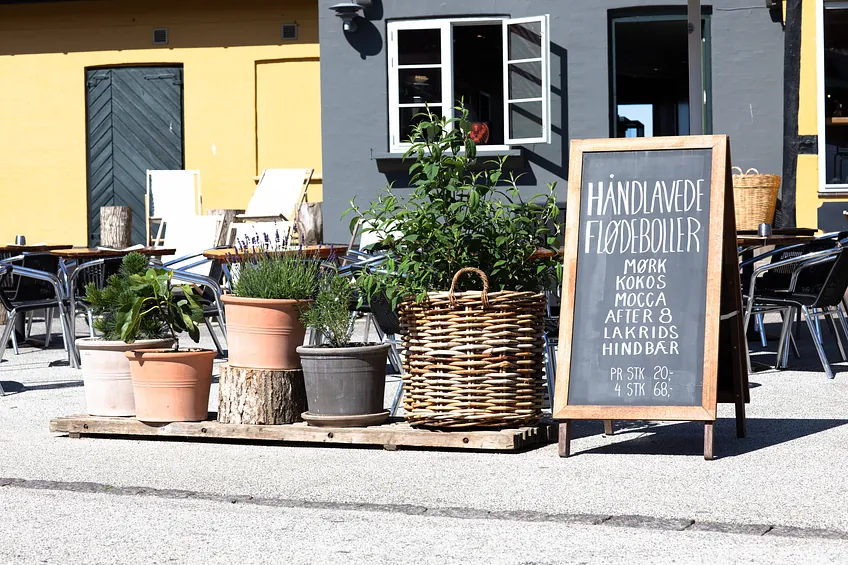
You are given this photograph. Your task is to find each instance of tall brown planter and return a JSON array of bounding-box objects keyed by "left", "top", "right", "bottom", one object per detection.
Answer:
[
  {"left": 126, "top": 348, "right": 216, "bottom": 423},
  {"left": 221, "top": 295, "right": 311, "bottom": 370}
]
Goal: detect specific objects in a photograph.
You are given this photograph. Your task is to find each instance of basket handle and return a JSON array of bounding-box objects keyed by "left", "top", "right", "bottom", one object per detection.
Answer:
[
  {"left": 744, "top": 168, "right": 760, "bottom": 175},
  {"left": 449, "top": 267, "right": 490, "bottom": 308},
  {"left": 732, "top": 166, "right": 743, "bottom": 176}
]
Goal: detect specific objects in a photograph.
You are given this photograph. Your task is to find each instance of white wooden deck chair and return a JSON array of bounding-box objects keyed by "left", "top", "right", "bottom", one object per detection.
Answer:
[
  {"left": 146, "top": 170, "right": 202, "bottom": 246},
  {"left": 235, "top": 168, "right": 312, "bottom": 223},
  {"left": 231, "top": 168, "right": 312, "bottom": 247},
  {"left": 162, "top": 215, "right": 221, "bottom": 276}
]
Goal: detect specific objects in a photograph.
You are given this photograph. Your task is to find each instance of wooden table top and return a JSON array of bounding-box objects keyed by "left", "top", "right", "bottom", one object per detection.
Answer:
[
  {"left": 0, "top": 244, "right": 73, "bottom": 254},
  {"left": 736, "top": 235, "right": 817, "bottom": 247},
  {"left": 50, "top": 247, "right": 176, "bottom": 259},
  {"left": 203, "top": 244, "right": 348, "bottom": 261},
  {"left": 736, "top": 227, "right": 817, "bottom": 237}
]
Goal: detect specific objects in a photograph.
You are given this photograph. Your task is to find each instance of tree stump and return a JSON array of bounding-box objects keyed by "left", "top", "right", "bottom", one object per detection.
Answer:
[
  {"left": 207, "top": 209, "right": 245, "bottom": 247},
  {"left": 296, "top": 202, "right": 323, "bottom": 245},
  {"left": 100, "top": 206, "right": 132, "bottom": 248},
  {"left": 218, "top": 364, "right": 307, "bottom": 424}
]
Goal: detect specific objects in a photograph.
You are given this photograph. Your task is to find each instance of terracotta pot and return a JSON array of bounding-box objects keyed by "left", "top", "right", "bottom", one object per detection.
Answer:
[
  {"left": 126, "top": 348, "right": 216, "bottom": 422},
  {"left": 77, "top": 338, "right": 173, "bottom": 417},
  {"left": 222, "top": 294, "right": 311, "bottom": 369}
]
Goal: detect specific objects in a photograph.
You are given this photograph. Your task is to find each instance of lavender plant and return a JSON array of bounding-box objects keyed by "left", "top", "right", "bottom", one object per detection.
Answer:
[{"left": 227, "top": 228, "right": 320, "bottom": 300}]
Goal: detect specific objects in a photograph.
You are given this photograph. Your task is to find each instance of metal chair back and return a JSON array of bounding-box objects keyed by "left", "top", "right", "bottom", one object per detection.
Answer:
[
  {"left": 0, "top": 253, "right": 61, "bottom": 305},
  {"left": 809, "top": 248, "right": 848, "bottom": 309}
]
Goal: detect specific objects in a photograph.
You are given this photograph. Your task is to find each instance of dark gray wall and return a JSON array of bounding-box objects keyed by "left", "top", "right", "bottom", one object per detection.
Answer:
[{"left": 318, "top": 0, "right": 784, "bottom": 243}]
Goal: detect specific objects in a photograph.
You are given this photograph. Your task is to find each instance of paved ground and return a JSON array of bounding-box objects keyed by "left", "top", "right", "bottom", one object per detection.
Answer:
[{"left": 2, "top": 315, "right": 848, "bottom": 563}]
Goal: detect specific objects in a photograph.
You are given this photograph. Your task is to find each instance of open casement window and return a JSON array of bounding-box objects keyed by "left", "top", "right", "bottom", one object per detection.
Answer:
[
  {"left": 503, "top": 16, "right": 551, "bottom": 145},
  {"left": 387, "top": 15, "right": 551, "bottom": 153}
]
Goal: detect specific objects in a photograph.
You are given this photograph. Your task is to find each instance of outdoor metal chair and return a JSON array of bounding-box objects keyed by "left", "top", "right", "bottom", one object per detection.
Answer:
[
  {"left": 741, "top": 233, "right": 848, "bottom": 369},
  {"left": 67, "top": 257, "right": 124, "bottom": 339},
  {"left": 744, "top": 245, "right": 848, "bottom": 379},
  {"left": 359, "top": 292, "right": 404, "bottom": 416},
  {"left": 542, "top": 286, "right": 560, "bottom": 409},
  {"left": 336, "top": 234, "right": 405, "bottom": 415},
  {"left": 740, "top": 233, "right": 843, "bottom": 348},
  {"left": 158, "top": 214, "right": 228, "bottom": 355},
  {"left": 0, "top": 253, "right": 78, "bottom": 383}
]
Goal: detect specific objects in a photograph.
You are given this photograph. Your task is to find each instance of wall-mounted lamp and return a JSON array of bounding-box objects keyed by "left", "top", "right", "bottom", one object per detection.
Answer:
[{"left": 329, "top": 0, "right": 371, "bottom": 33}]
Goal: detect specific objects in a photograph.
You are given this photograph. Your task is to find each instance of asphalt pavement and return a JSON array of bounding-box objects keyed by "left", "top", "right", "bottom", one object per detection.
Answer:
[{"left": 1, "top": 316, "right": 848, "bottom": 563}]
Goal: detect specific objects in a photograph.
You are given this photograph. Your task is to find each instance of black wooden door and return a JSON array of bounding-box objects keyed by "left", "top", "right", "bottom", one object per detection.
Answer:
[{"left": 86, "top": 66, "right": 184, "bottom": 245}]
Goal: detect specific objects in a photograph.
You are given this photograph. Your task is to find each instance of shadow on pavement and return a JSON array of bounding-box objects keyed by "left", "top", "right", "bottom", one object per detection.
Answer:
[
  {"left": 572, "top": 417, "right": 848, "bottom": 458},
  {"left": 0, "top": 380, "right": 82, "bottom": 395}
]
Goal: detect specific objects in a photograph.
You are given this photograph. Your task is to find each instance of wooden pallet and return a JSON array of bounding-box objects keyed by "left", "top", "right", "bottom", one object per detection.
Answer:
[{"left": 49, "top": 414, "right": 555, "bottom": 452}]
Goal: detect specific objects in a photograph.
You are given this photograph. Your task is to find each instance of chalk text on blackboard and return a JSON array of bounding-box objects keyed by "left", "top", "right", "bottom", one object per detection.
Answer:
[{"left": 583, "top": 174, "right": 706, "bottom": 255}]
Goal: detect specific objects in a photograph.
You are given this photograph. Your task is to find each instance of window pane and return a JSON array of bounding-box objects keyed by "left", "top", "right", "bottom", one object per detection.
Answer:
[
  {"left": 453, "top": 23, "right": 504, "bottom": 145},
  {"left": 508, "top": 21, "right": 542, "bottom": 60},
  {"left": 610, "top": 16, "right": 711, "bottom": 137},
  {"left": 400, "top": 106, "right": 444, "bottom": 143},
  {"left": 507, "top": 101, "right": 543, "bottom": 139},
  {"left": 617, "top": 104, "right": 654, "bottom": 137},
  {"left": 398, "top": 29, "right": 441, "bottom": 66},
  {"left": 399, "top": 68, "right": 442, "bottom": 104},
  {"left": 508, "top": 61, "right": 542, "bottom": 100},
  {"left": 824, "top": 7, "right": 848, "bottom": 185}
]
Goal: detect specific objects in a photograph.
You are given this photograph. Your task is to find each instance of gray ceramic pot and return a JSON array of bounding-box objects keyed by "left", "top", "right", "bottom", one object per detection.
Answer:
[{"left": 296, "top": 343, "right": 390, "bottom": 421}]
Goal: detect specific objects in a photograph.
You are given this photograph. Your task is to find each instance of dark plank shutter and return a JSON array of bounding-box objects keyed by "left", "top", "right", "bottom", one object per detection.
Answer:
[{"left": 86, "top": 66, "right": 184, "bottom": 246}]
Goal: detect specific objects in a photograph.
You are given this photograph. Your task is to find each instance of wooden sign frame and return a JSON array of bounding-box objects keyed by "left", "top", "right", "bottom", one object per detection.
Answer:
[{"left": 553, "top": 135, "right": 745, "bottom": 459}]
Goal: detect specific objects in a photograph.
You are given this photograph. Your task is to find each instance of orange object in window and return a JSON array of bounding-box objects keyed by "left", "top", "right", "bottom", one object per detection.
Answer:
[{"left": 469, "top": 122, "right": 490, "bottom": 144}]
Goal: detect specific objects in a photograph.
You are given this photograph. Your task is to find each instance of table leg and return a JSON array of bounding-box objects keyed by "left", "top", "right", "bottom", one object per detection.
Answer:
[
  {"left": 704, "top": 422, "right": 715, "bottom": 460},
  {"left": 558, "top": 421, "right": 572, "bottom": 458}
]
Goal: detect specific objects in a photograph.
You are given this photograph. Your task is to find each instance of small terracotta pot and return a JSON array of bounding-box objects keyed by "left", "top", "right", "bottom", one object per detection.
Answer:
[
  {"left": 126, "top": 348, "right": 216, "bottom": 422},
  {"left": 222, "top": 294, "right": 311, "bottom": 369},
  {"left": 77, "top": 337, "right": 173, "bottom": 416}
]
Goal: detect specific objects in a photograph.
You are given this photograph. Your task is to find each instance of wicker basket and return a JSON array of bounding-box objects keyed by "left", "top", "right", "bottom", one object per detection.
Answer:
[
  {"left": 398, "top": 267, "right": 546, "bottom": 428},
  {"left": 732, "top": 167, "right": 781, "bottom": 230}
]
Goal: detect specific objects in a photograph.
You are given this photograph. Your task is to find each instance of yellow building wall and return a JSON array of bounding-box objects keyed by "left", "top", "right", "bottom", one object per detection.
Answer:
[
  {"left": 793, "top": 0, "right": 821, "bottom": 229},
  {"left": 797, "top": 0, "right": 818, "bottom": 138},
  {"left": 0, "top": 0, "right": 321, "bottom": 245},
  {"left": 256, "top": 58, "right": 323, "bottom": 201},
  {"left": 794, "top": 0, "right": 846, "bottom": 229}
]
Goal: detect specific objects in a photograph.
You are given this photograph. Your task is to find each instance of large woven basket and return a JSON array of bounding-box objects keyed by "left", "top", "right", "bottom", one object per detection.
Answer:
[
  {"left": 732, "top": 167, "right": 781, "bottom": 230},
  {"left": 398, "top": 268, "right": 546, "bottom": 429}
]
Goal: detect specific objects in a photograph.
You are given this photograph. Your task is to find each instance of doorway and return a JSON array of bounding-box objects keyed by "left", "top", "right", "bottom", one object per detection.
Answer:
[
  {"left": 85, "top": 66, "right": 184, "bottom": 245},
  {"left": 610, "top": 11, "right": 712, "bottom": 138}
]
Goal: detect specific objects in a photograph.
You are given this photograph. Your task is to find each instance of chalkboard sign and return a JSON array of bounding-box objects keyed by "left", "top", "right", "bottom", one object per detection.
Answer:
[{"left": 554, "top": 136, "right": 747, "bottom": 459}]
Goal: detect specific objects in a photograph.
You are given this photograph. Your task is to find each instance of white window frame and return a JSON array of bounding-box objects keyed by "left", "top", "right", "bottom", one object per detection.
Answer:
[
  {"left": 503, "top": 15, "right": 551, "bottom": 145},
  {"left": 818, "top": 0, "right": 848, "bottom": 193},
  {"left": 387, "top": 15, "right": 551, "bottom": 153}
]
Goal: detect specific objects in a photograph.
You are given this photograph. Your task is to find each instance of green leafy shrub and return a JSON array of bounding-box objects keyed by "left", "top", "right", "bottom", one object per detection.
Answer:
[
  {"left": 118, "top": 268, "right": 205, "bottom": 348},
  {"left": 227, "top": 233, "right": 320, "bottom": 300},
  {"left": 300, "top": 266, "right": 354, "bottom": 348},
  {"left": 348, "top": 104, "right": 561, "bottom": 306},
  {"left": 85, "top": 252, "right": 169, "bottom": 341}
]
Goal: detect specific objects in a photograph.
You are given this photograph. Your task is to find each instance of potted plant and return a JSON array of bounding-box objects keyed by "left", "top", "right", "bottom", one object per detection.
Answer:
[
  {"left": 223, "top": 232, "right": 320, "bottom": 369},
  {"left": 120, "top": 266, "right": 215, "bottom": 423},
  {"left": 78, "top": 253, "right": 174, "bottom": 417},
  {"left": 349, "top": 103, "right": 561, "bottom": 428},
  {"left": 296, "top": 266, "right": 390, "bottom": 427}
]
